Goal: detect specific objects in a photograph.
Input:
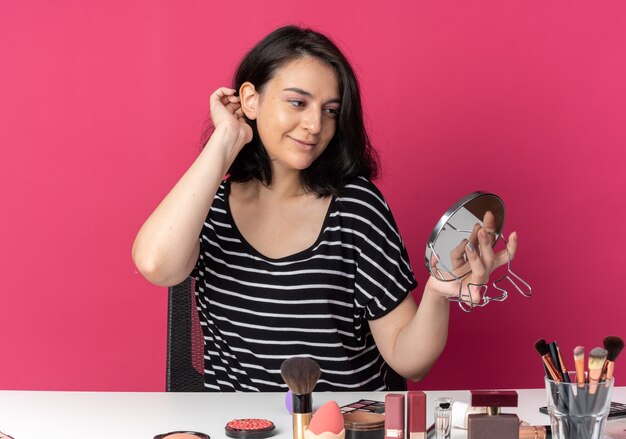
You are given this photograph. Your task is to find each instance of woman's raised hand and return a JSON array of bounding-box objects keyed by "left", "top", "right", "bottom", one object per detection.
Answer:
[
  {"left": 209, "top": 87, "right": 253, "bottom": 150},
  {"left": 427, "top": 211, "right": 519, "bottom": 304}
]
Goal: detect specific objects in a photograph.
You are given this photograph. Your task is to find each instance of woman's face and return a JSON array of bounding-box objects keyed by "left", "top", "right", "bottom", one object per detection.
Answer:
[{"left": 255, "top": 56, "right": 341, "bottom": 175}]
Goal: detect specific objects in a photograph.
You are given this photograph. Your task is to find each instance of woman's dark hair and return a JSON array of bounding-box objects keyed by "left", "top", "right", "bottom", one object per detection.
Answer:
[{"left": 226, "top": 25, "right": 379, "bottom": 197}]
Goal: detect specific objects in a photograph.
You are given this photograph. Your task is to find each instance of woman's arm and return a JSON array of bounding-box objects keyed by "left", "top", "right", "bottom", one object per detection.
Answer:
[
  {"left": 132, "top": 88, "right": 251, "bottom": 286},
  {"left": 369, "top": 284, "right": 449, "bottom": 381},
  {"left": 369, "top": 216, "right": 518, "bottom": 381}
]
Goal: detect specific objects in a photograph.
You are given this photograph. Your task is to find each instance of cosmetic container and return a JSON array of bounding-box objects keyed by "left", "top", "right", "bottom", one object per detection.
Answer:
[
  {"left": 407, "top": 391, "right": 426, "bottom": 439},
  {"left": 449, "top": 401, "right": 487, "bottom": 429},
  {"left": 344, "top": 412, "right": 385, "bottom": 439},
  {"left": 384, "top": 394, "right": 405, "bottom": 439},
  {"left": 467, "top": 390, "right": 519, "bottom": 439},
  {"left": 434, "top": 400, "right": 451, "bottom": 439}
]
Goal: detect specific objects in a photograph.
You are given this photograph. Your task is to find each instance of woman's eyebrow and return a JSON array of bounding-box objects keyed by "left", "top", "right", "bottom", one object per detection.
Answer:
[{"left": 282, "top": 87, "right": 341, "bottom": 104}]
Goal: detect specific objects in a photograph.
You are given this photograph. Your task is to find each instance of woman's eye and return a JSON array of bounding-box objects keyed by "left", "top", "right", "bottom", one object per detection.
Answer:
[
  {"left": 324, "top": 108, "right": 340, "bottom": 117},
  {"left": 288, "top": 99, "right": 305, "bottom": 108}
]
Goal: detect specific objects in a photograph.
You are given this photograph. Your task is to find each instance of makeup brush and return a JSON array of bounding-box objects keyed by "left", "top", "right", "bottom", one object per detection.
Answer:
[
  {"left": 602, "top": 336, "right": 624, "bottom": 382},
  {"left": 554, "top": 342, "right": 571, "bottom": 383},
  {"left": 574, "top": 346, "right": 585, "bottom": 387},
  {"left": 588, "top": 347, "right": 607, "bottom": 394},
  {"left": 535, "top": 339, "right": 562, "bottom": 382},
  {"left": 280, "top": 357, "right": 322, "bottom": 439}
]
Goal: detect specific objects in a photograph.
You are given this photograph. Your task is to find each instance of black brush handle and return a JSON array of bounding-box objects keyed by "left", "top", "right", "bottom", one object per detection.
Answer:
[{"left": 292, "top": 393, "right": 312, "bottom": 414}]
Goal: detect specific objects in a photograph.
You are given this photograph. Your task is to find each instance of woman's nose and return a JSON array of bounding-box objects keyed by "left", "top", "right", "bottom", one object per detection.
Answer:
[{"left": 302, "top": 107, "right": 322, "bottom": 134}]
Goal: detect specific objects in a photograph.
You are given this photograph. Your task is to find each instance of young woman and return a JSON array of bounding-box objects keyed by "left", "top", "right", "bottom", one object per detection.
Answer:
[{"left": 132, "top": 26, "right": 518, "bottom": 391}]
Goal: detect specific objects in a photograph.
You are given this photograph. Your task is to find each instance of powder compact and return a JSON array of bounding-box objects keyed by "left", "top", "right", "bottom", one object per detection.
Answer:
[
  {"left": 343, "top": 411, "right": 385, "bottom": 439},
  {"left": 154, "top": 432, "right": 210, "bottom": 439},
  {"left": 225, "top": 418, "right": 276, "bottom": 439}
]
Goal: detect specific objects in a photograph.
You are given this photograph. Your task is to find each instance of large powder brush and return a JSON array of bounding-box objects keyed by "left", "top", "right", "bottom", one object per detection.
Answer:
[
  {"left": 280, "top": 357, "right": 322, "bottom": 439},
  {"left": 603, "top": 336, "right": 624, "bottom": 381}
]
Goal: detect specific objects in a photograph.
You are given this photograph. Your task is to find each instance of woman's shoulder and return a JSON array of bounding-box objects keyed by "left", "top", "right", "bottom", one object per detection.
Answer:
[{"left": 339, "top": 176, "right": 391, "bottom": 213}]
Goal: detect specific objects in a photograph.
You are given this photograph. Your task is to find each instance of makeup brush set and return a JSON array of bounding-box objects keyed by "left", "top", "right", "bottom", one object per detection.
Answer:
[
  {"left": 534, "top": 337, "right": 624, "bottom": 386},
  {"left": 535, "top": 336, "right": 624, "bottom": 439}
]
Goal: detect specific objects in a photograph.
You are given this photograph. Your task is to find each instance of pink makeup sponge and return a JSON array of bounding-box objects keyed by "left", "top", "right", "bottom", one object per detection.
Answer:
[{"left": 306, "top": 401, "right": 345, "bottom": 437}]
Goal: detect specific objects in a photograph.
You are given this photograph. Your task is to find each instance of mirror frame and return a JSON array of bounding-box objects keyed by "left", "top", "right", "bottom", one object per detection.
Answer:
[{"left": 425, "top": 191, "right": 505, "bottom": 281}]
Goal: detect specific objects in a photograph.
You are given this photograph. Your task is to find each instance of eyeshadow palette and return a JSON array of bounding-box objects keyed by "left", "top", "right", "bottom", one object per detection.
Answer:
[{"left": 340, "top": 399, "right": 385, "bottom": 414}]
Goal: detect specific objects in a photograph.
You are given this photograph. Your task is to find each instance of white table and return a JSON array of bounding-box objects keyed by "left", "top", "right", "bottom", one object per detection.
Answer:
[{"left": 1, "top": 388, "right": 624, "bottom": 439}]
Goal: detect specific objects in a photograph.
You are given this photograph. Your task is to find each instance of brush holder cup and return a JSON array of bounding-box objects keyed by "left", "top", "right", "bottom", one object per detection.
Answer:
[
  {"left": 545, "top": 373, "right": 614, "bottom": 439},
  {"left": 424, "top": 192, "right": 532, "bottom": 312}
]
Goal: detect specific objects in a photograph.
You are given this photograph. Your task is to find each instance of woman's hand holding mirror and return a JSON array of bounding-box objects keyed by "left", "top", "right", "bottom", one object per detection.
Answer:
[{"left": 424, "top": 192, "right": 530, "bottom": 311}]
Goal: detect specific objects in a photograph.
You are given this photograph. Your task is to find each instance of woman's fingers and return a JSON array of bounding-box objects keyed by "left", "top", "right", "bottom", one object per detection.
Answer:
[
  {"left": 210, "top": 87, "right": 247, "bottom": 126},
  {"left": 224, "top": 101, "right": 241, "bottom": 113},
  {"left": 465, "top": 241, "right": 486, "bottom": 280},
  {"left": 477, "top": 228, "right": 495, "bottom": 270},
  {"left": 493, "top": 231, "right": 518, "bottom": 268},
  {"left": 482, "top": 211, "right": 497, "bottom": 247},
  {"left": 450, "top": 238, "right": 469, "bottom": 270},
  {"left": 469, "top": 223, "right": 481, "bottom": 251}
]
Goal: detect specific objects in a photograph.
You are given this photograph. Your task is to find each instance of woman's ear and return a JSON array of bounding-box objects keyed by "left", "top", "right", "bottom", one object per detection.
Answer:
[{"left": 239, "top": 82, "right": 259, "bottom": 120}]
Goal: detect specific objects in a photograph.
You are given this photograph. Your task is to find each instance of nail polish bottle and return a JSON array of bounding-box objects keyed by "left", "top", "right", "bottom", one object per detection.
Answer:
[{"left": 467, "top": 390, "right": 519, "bottom": 439}]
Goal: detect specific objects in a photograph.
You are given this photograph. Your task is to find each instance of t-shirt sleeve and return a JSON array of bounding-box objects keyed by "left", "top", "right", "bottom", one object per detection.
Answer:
[
  {"left": 190, "top": 181, "right": 228, "bottom": 281},
  {"left": 347, "top": 179, "right": 418, "bottom": 320}
]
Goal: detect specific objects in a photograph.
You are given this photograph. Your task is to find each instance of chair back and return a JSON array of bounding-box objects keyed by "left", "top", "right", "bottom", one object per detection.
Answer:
[{"left": 166, "top": 277, "right": 205, "bottom": 391}]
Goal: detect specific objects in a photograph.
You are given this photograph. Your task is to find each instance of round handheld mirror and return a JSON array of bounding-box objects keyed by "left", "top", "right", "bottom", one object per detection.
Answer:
[
  {"left": 425, "top": 192, "right": 504, "bottom": 281},
  {"left": 425, "top": 192, "right": 530, "bottom": 311}
]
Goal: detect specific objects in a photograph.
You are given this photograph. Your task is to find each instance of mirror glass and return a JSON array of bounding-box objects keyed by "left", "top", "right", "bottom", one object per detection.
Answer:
[{"left": 425, "top": 192, "right": 505, "bottom": 281}]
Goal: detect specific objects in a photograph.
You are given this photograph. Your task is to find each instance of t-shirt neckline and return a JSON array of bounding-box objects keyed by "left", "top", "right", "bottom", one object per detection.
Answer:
[{"left": 223, "top": 179, "right": 337, "bottom": 262}]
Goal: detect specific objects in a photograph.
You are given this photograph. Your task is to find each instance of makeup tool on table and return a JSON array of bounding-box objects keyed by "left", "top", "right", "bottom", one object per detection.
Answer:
[
  {"left": 549, "top": 341, "right": 571, "bottom": 383},
  {"left": 601, "top": 336, "right": 625, "bottom": 382},
  {"left": 588, "top": 347, "right": 608, "bottom": 394},
  {"left": 536, "top": 336, "right": 623, "bottom": 439},
  {"left": 305, "top": 401, "right": 345, "bottom": 439},
  {"left": 574, "top": 346, "right": 586, "bottom": 387},
  {"left": 280, "top": 357, "right": 321, "bottom": 439},
  {"left": 534, "top": 339, "right": 563, "bottom": 382},
  {"left": 424, "top": 192, "right": 532, "bottom": 311}
]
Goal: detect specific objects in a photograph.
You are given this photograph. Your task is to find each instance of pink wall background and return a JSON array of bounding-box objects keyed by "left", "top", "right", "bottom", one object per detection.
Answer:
[{"left": 1, "top": 1, "right": 625, "bottom": 392}]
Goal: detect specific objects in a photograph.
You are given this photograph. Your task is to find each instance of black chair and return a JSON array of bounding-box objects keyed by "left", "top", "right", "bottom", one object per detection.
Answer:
[
  {"left": 166, "top": 278, "right": 406, "bottom": 391},
  {"left": 166, "top": 277, "right": 205, "bottom": 391}
]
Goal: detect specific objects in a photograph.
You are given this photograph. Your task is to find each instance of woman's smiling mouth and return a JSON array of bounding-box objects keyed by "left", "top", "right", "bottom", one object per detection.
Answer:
[{"left": 288, "top": 136, "right": 316, "bottom": 150}]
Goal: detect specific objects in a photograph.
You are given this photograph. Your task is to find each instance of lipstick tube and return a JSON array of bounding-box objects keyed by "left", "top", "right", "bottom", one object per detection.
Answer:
[
  {"left": 384, "top": 394, "right": 405, "bottom": 439},
  {"left": 407, "top": 391, "right": 426, "bottom": 439}
]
